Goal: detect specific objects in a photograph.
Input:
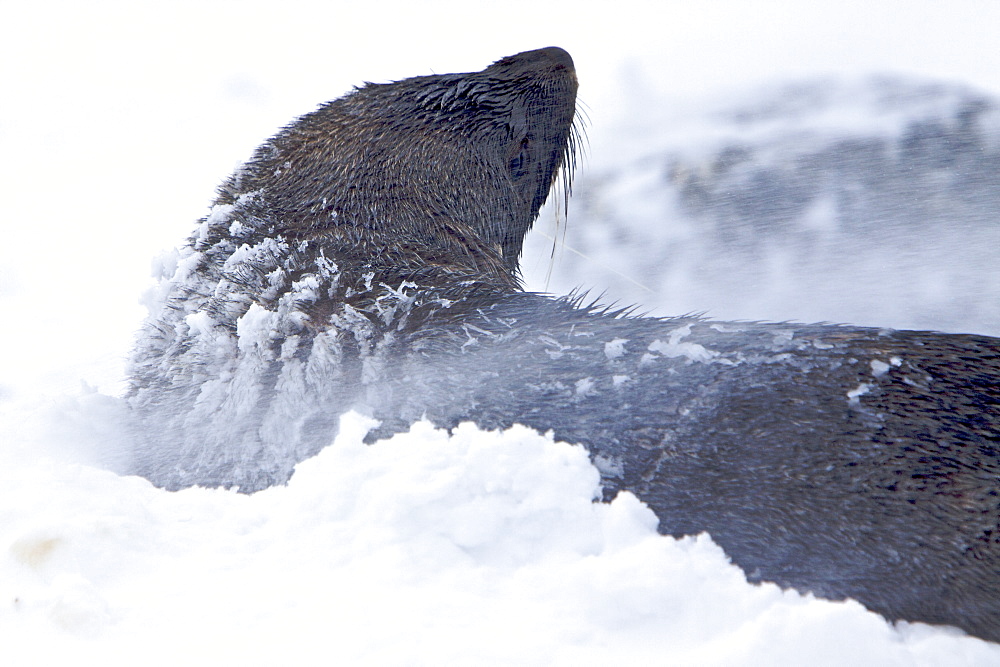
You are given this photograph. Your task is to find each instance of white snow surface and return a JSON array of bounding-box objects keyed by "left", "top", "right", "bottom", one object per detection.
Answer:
[
  {"left": 4, "top": 407, "right": 999, "bottom": 665},
  {"left": 4, "top": 2, "right": 1000, "bottom": 663}
]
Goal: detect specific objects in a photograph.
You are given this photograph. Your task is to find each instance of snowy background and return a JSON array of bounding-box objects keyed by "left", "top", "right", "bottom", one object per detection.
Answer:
[
  {"left": 521, "top": 75, "right": 1000, "bottom": 336},
  {"left": 3, "top": 1, "right": 1000, "bottom": 663}
]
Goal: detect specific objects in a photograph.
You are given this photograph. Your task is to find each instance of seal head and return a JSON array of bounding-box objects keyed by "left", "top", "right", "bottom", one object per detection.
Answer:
[{"left": 216, "top": 46, "right": 579, "bottom": 290}]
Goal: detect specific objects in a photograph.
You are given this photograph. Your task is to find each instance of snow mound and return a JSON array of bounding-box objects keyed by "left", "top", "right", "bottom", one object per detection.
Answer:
[{"left": 3, "top": 407, "right": 997, "bottom": 665}]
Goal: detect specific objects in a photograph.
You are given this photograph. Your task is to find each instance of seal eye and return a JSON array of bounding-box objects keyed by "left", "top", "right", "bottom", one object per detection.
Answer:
[{"left": 509, "top": 137, "right": 530, "bottom": 184}]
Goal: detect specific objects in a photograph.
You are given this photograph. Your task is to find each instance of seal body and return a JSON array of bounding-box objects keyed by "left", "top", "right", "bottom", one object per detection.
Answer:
[
  {"left": 375, "top": 299, "right": 1000, "bottom": 642},
  {"left": 128, "top": 48, "right": 1000, "bottom": 642}
]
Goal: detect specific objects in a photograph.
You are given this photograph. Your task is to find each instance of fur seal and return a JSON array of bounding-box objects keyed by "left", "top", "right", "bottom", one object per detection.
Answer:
[{"left": 127, "top": 48, "right": 1000, "bottom": 643}]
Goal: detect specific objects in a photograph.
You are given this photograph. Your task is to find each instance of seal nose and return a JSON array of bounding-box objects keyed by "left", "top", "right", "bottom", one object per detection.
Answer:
[
  {"left": 490, "top": 47, "right": 576, "bottom": 78},
  {"left": 532, "top": 46, "right": 575, "bottom": 72}
]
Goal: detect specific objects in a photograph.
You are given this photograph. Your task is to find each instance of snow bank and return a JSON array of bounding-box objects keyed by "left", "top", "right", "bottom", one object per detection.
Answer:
[{"left": 3, "top": 405, "right": 997, "bottom": 665}]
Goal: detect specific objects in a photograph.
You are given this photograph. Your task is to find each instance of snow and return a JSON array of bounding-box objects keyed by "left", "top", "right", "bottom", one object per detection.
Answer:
[
  {"left": 648, "top": 324, "right": 718, "bottom": 363},
  {"left": 3, "top": 1, "right": 1000, "bottom": 663},
  {"left": 603, "top": 338, "right": 627, "bottom": 360},
  {"left": 522, "top": 75, "right": 1000, "bottom": 335},
  {"left": 236, "top": 303, "right": 279, "bottom": 352},
  {"left": 5, "top": 410, "right": 999, "bottom": 665}
]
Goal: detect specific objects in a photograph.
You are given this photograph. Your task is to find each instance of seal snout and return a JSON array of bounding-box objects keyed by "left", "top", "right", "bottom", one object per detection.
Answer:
[
  {"left": 532, "top": 46, "right": 575, "bottom": 72},
  {"left": 491, "top": 46, "right": 576, "bottom": 79}
]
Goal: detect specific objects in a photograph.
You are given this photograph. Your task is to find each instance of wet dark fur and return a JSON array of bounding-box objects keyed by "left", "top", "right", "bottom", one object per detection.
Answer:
[{"left": 128, "top": 48, "right": 1000, "bottom": 642}]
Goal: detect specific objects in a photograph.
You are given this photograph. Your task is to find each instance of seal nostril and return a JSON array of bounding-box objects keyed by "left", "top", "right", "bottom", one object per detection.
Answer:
[{"left": 533, "top": 46, "right": 575, "bottom": 71}]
